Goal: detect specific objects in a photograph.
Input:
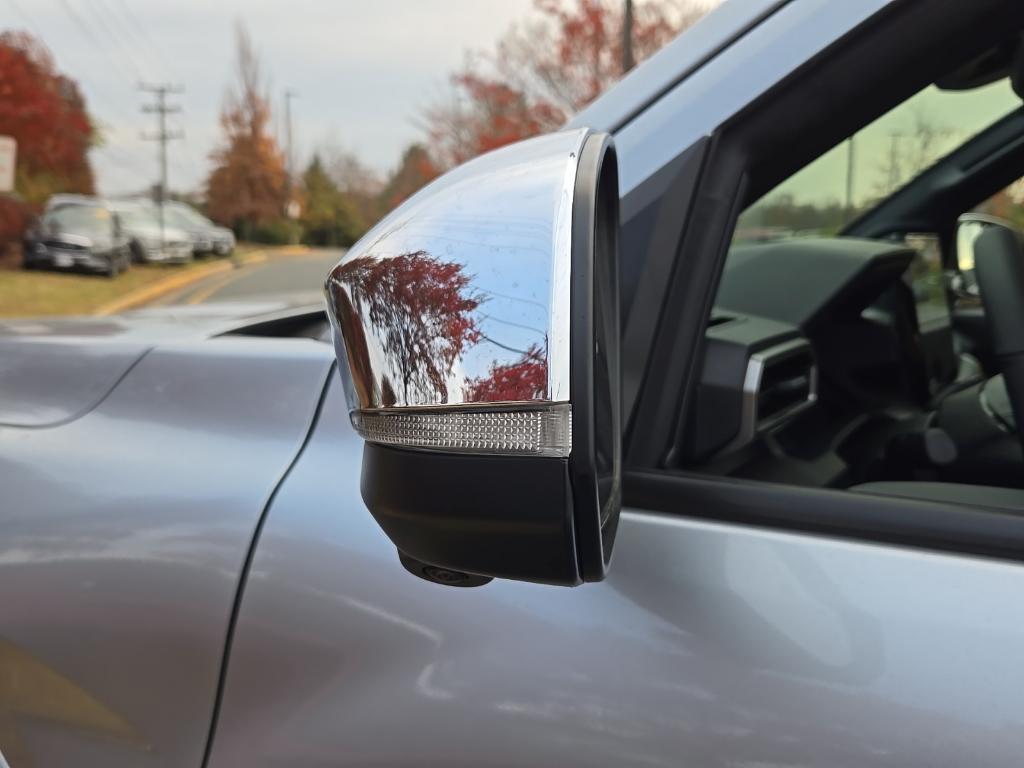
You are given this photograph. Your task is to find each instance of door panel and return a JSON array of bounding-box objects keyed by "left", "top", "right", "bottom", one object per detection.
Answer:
[
  {"left": 209, "top": 378, "right": 1024, "bottom": 767},
  {"left": 0, "top": 340, "right": 332, "bottom": 768}
]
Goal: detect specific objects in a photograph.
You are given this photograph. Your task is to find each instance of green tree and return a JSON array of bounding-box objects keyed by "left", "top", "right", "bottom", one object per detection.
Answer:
[
  {"left": 300, "top": 155, "right": 359, "bottom": 246},
  {"left": 379, "top": 144, "right": 439, "bottom": 213}
]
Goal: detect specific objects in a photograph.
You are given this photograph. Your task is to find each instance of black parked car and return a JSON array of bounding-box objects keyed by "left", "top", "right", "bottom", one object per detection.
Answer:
[{"left": 23, "top": 201, "right": 132, "bottom": 277}]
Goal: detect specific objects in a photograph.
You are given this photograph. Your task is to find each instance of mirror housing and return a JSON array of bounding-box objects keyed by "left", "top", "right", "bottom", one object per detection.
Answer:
[
  {"left": 325, "top": 129, "right": 621, "bottom": 586},
  {"left": 955, "top": 213, "right": 1020, "bottom": 300},
  {"left": 956, "top": 212, "right": 1018, "bottom": 273}
]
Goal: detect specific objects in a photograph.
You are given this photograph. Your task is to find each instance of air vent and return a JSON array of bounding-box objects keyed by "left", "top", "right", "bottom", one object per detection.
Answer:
[
  {"left": 757, "top": 347, "right": 816, "bottom": 426},
  {"left": 748, "top": 340, "right": 817, "bottom": 432}
]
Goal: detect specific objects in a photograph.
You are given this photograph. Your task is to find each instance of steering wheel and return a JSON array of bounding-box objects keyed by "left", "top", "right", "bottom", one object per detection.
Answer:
[{"left": 974, "top": 224, "right": 1024, "bottom": 450}]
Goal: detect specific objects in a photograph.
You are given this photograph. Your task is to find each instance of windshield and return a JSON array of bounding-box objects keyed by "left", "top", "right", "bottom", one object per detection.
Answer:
[
  {"left": 116, "top": 208, "right": 158, "bottom": 229},
  {"left": 44, "top": 205, "right": 112, "bottom": 236},
  {"left": 736, "top": 79, "right": 1022, "bottom": 241},
  {"left": 169, "top": 206, "right": 212, "bottom": 229}
]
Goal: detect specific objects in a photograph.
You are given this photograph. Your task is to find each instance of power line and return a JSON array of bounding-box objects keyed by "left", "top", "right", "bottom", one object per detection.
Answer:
[
  {"left": 3, "top": 0, "right": 147, "bottom": 196},
  {"left": 110, "top": 0, "right": 183, "bottom": 82},
  {"left": 95, "top": 142, "right": 153, "bottom": 177},
  {"left": 88, "top": 0, "right": 153, "bottom": 83},
  {"left": 6, "top": 0, "right": 139, "bottom": 128},
  {"left": 55, "top": 0, "right": 134, "bottom": 83},
  {"left": 4, "top": 0, "right": 41, "bottom": 36}
]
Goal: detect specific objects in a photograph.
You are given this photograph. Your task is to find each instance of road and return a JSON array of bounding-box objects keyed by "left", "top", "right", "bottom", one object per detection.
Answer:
[{"left": 154, "top": 248, "right": 343, "bottom": 306}]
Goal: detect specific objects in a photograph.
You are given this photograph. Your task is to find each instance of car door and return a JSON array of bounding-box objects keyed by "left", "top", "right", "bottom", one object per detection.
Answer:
[
  {"left": 207, "top": 1, "right": 1024, "bottom": 766},
  {"left": 205, "top": 373, "right": 1024, "bottom": 768}
]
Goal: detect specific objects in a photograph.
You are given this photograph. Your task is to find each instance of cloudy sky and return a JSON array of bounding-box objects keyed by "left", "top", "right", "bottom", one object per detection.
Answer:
[{"left": 4, "top": 0, "right": 535, "bottom": 195}]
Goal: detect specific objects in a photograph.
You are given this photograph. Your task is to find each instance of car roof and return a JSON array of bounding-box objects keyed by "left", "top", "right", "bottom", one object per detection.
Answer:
[
  {"left": 45, "top": 194, "right": 107, "bottom": 210},
  {"left": 568, "top": 0, "right": 788, "bottom": 133}
]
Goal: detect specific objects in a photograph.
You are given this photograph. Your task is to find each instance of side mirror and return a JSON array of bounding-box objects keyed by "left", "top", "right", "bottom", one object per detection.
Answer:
[
  {"left": 957, "top": 212, "right": 1018, "bottom": 271},
  {"left": 325, "top": 129, "right": 621, "bottom": 587}
]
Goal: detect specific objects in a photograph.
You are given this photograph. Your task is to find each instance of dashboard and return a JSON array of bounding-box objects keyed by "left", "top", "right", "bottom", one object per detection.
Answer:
[{"left": 684, "top": 236, "right": 971, "bottom": 485}]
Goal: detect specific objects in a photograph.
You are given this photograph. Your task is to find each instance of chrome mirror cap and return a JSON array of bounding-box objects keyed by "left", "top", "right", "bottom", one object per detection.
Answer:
[{"left": 325, "top": 128, "right": 621, "bottom": 586}]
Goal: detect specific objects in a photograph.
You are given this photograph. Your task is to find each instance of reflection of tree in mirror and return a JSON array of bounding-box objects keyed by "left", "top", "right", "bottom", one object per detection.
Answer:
[
  {"left": 334, "top": 251, "right": 481, "bottom": 404},
  {"left": 464, "top": 344, "right": 548, "bottom": 403}
]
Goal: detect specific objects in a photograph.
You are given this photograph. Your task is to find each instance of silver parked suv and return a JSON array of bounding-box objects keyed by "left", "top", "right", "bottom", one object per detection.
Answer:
[
  {"left": 161, "top": 201, "right": 236, "bottom": 257},
  {"left": 110, "top": 203, "right": 194, "bottom": 264}
]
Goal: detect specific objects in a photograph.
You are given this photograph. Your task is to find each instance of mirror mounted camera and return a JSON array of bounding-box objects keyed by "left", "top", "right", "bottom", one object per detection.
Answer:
[{"left": 325, "top": 129, "right": 621, "bottom": 586}]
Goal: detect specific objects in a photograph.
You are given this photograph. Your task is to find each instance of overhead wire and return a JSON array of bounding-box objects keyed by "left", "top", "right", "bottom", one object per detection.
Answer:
[
  {"left": 86, "top": 0, "right": 152, "bottom": 83},
  {"left": 93, "top": 0, "right": 205, "bottom": 191},
  {"left": 1, "top": 0, "right": 152, "bottom": 195}
]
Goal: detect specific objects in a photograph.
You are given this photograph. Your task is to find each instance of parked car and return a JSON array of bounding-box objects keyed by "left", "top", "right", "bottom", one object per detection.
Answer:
[
  {"left": 43, "top": 192, "right": 98, "bottom": 212},
  {"left": 23, "top": 199, "right": 131, "bottom": 277},
  {"left": 159, "top": 201, "right": 235, "bottom": 257},
  {"left": 5, "top": 2, "right": 1024, "bottom": 766},
  {"left": 110, "top": 203, "right": 194, "bottom": 264}
]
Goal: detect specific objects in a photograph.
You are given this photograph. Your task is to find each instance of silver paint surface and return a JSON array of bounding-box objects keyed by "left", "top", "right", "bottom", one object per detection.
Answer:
[
  {"left": 325, "top": 129, "right": 589, "bottom": 410},
  {"left": 0, "top": 336, "right": 332, "bottom": 767},
  {"left": 0, "top": 340, "right": 148, "bottom": 427},
  {"left": 209, "top": 377, "right": 1024, "bottom": 766}
]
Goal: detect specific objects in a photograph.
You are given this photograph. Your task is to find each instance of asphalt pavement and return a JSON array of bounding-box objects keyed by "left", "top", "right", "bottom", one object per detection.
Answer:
[{"left": 154, "top": 248, "right": 343, "bottom": 306}]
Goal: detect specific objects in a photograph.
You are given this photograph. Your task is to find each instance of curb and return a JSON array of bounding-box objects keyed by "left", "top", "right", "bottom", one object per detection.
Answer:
[{"left": 93, "top": 250, "right": 266, "bottom": 316}]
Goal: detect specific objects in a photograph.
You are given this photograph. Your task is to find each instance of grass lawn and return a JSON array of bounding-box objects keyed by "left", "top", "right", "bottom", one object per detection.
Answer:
[
  {"left": 0, "top": 253, "right": 249, "bottom": 317},
  {"left": 0, "top": 245, "right": 273, "bottom": 318},
  {"left": 0, "top": 262, "right": 215, "bottom": 317}
]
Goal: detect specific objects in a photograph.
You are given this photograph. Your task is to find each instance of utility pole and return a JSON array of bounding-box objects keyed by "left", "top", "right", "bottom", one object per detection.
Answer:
[
  {"left": 140, "top": 83, "right": 184, "bottom": 251},
  {"left": 844, "top": 135, "right": 856, "bottom": 215},
  {"left": 622, "top": 0, "right": 635, "bottom": 74},
  {"left": 284, "top": 88, "right": 299, "bottom": 242}
]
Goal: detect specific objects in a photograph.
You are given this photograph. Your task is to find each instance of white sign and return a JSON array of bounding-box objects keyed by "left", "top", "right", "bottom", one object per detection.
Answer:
[{"left": 0, "top": 136, "right": 15, "bottom": 194}]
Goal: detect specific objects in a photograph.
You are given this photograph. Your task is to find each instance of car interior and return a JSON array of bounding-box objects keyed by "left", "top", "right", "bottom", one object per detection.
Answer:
[{"left": 681, "top": 34, "right": 1024, "bottom": 513}]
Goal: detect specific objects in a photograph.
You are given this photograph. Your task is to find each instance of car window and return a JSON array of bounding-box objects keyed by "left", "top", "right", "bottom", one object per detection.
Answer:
[
  {"left": 680, "top": 61, "right": 1024, "bottom": 499},
  {"left": 735, "top": 79, "right": 1021, "bottom": 242},
  {"left": 176, "top": 206, "right": 211, "bottom": 228},
  {"left": 45, "top": 205, "right": 111, "bottom": 236},
  {"left": 161, "top": 207, "right": 195, "bottom": 229},
  {"left": 116, "top": 208, "right": 158, "bottom": 229}
]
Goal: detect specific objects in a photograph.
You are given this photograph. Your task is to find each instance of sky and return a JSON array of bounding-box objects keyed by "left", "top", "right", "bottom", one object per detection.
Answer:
[{"left": 3, "top": 0, "right": 536, "bottom": 196}]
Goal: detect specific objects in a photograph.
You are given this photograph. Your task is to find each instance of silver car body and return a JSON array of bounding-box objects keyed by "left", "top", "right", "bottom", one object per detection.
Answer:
[
  {"left": 163, "top": 202, "right": 235, "bottom": 256},
  {"left": 110, "top": 203, "right": 194, "bottom": 263},
  {"left": 3, "top": 2, "right": 1023, "bottom": 767}
]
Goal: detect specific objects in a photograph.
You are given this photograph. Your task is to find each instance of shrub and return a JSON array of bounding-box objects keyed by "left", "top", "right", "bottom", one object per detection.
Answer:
[{"left": 249, "top": 218, "right": 294, "bottom": 245}]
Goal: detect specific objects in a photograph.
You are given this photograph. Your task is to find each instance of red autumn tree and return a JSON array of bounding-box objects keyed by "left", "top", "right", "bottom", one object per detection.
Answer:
[
  {"left": 465, "top": 344, "right": 548, "bottom": 402},
  {"left": 0, "top": 31, "right": 95, "bottom": 246},
  {"left": 206, "top": 23, "right": 286, "bottom": 237},
  {"left": 425, "top": 0, "right": 713, "bottom": 168},
  {"left": 332, "top": 250, "right": 482, "bottom": 404}
]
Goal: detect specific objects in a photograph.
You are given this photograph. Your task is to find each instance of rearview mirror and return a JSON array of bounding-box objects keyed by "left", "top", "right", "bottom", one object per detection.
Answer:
[{"left": 325, "top": 129, "right": 621, "bottom": 586}]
